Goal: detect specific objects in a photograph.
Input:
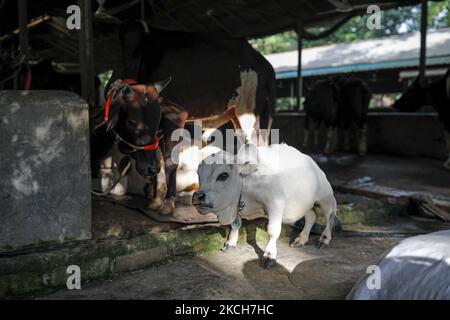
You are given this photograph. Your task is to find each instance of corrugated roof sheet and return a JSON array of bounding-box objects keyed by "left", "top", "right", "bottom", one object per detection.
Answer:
[{"left": 266, "top": 28, "right": 450, "bottom": 78}]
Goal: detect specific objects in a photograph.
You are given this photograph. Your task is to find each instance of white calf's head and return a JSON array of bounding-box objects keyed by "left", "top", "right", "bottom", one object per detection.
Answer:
[{"left": 193, "top": 145, "right": 258, "bottom": 225}]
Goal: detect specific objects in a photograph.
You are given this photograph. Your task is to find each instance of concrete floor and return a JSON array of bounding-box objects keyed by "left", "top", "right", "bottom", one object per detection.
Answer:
[
  {"left": 315, "top": 153, "right": 450, "bottom": 202},
  {"left": 35, "top": 235, "right": 399, "bottom": 300},
  {"left": 30, "top": 154, "right": 449, "bottom": 300}
]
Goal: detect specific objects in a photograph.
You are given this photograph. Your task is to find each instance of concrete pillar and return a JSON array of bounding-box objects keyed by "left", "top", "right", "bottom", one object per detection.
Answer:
[
  {"left": 17, "top": 0, "right": 29, "bottom": 60},
  {"left": 78, "top": 0, "right": 96, "bottom": 106},
  {"left": 0, "top": 91, "right": 92, "bottom": 251}
]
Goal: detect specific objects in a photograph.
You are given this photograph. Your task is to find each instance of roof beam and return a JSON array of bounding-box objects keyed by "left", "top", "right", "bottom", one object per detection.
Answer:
[
  {"left": 149, "top": 0, "right": 190, "bottom": 31},
  {"left": 105, "top": 0, "right": 140, "bottom": 16},
  {"left": 0, "top": 15, "right": 51, "bottom": 43},
  {"left": 195, "top": 3, "right": 235, "bottom": 36},
  {"left": 217, "top": 5, "right": 251, "bottom": 32}
]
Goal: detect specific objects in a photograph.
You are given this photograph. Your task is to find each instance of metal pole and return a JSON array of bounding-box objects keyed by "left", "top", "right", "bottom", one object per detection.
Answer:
[
  {"left": 296, "top": 22, "right": 303, "bottom": 112},
  {"left": 17, "top": 0, "right": 29, "bottom": 89},
  {"left": 17, "top": 0, "right": 29, "bottom": 59},
  {"left": 141, "top": 0, "right": 145, "bottom": 21},
  {"left": 78, "top": 0, "right": 96, "bottom": 106},
  {"left": 419, "top": 0, "right": 428, "bottom": 86}
]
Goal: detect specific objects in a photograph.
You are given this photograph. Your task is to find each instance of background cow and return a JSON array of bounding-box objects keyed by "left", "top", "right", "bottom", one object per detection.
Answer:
[
  {"left": 392, "top": 69, "right": 450, "bottom": 169},
  {"left": 303, "top": 76, "right": 371, "bottom": 155},
  {"left": 303, "top": 79, "right": 340, "bottom": 154},
  {"left": 105, "top": 21, "right": 276, "bottom": 214}
]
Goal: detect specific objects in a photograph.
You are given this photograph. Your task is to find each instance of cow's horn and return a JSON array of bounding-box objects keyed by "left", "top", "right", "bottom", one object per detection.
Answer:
[{"left": 154, "top": 76, "right": 172, "bottom": 93}]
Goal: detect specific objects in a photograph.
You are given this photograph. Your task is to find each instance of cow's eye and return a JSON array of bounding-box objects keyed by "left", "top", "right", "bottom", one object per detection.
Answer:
[
  {"left": 217, "top": 172, "right": 229, "bottom": 181},
  {"left": 127, "top": 119, "right": 137, "bottom": 126}
]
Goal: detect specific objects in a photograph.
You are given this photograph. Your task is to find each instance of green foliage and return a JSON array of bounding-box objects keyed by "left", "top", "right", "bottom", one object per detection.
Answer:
[
  {"left": 98, "top": 70, "right": 112, "bottom": 88},
  {"left": 250, "top": 1, "right": 450, "bottom": 55}
]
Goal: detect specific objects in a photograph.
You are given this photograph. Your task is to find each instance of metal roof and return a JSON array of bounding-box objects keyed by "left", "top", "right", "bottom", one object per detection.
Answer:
[
  {"left": 0, "top": 0, "right": 441, "bottom": 72},
  {"left": 266, "top": 28, "right": 450, "bottom": 79},
  {"left": 0, "top": 1, "right": 428, "bottom": 39}
]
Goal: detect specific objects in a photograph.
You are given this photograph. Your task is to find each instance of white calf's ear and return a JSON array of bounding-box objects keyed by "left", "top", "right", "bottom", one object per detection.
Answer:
[
  {"left": 237, "top": 161, "right": 258, "bottom": 177},
  {"left": 236, "top": 144, "right": 258, "bottom": 177},
  {"left": 237, "top": 144, "right": 258, "bottom": 162}
]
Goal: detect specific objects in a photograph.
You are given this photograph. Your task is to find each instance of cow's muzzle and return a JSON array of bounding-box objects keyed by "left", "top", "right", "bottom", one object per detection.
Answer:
[{"left": 192, "top": 191, "right": 213, "bottom": 214}]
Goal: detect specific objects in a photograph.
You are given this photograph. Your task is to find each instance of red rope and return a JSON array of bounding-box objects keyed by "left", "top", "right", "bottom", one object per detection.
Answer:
[{"left": 24, "top": 69, "right": 32, "bottom": 90}]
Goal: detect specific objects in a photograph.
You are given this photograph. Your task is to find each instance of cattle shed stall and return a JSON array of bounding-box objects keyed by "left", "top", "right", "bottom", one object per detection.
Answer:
[
  {"left": 1, "top": 0, "right": 450, "bottom": 300},
  {"left": 269, "top": 28, "right": 450, "bottom": 159}
]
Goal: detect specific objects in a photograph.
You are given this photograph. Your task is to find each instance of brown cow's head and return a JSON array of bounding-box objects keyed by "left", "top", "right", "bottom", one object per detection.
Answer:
[{"left": 105, "top": 77, "right": 172, "bottom": 177}]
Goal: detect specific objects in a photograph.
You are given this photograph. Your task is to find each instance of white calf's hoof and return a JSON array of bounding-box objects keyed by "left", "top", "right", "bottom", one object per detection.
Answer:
[
  {"left": 290, "top": 236, "right": 308, "bottom": 247},
  {"left": 260, "top": 257, "right": 276, "bottom": 269},
  {"left": 221, "top": 243, "right": 236, "bottom": 252},
  {"left": 317, "top": 235, "right": 330, "bottom": 249}
]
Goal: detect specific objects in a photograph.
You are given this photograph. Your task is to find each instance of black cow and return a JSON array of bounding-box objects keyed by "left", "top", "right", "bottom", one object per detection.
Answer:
[
  {"left": 337, "top": 77, "right": 371, "bottom": 155},
  {"left": 104, "top": 21, "right": 276, "bottom": 214},
  {"left": 303, "top": 76, "right": 371, "bottom": 155},
  {"left": 303, "top": 79, "right": 340, "bottom": 154},
  {"left": 393, "top": 69, "right": 450, "bottom": 169}
]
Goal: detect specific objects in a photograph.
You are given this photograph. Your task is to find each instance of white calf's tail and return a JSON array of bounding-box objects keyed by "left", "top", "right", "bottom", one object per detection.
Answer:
[{"left": 330, "top": 196, "right": 341, "bottom": 231}]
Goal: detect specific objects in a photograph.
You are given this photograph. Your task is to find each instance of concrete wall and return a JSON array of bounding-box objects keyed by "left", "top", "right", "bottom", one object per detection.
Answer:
[
  {"left": 0, "top": 91, "right": 91, "bottom": 251},
  {"left": 273, "top": 112, "right": 447, "bottom": 160}
]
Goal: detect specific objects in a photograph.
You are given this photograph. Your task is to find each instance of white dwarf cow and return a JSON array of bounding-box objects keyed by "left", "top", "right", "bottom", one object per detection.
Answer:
[{"left": 192, "top": 143, "right": 337, "bottom": 268}]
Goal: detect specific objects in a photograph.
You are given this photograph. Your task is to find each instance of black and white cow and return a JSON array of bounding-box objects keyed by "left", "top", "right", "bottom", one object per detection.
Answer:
[
  {"left": 393, "top": 69, "right": 450, "bottom": 169},
  {"left": 303, "top": 76, "right": 371, "bottom": 155},
  {"left": 103, "top": 21, "right": 276, "bottom": 214}
]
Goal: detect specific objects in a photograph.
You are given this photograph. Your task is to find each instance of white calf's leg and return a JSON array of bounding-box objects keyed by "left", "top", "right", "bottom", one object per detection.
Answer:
[
  {"left": 223, "top": 216, "right": 241, "bottom": 251},
  {"left": 317, "top": 196, "right": 337, "bottom": 248},
  {"left": 290, "top": 209, "right": 316, "bottom": 247},
  {"left": 261, "top": 203, "right": 284, "bottom": 268},
  {"left": 444, "top": 131, "right": 450, "bottom": 170}
]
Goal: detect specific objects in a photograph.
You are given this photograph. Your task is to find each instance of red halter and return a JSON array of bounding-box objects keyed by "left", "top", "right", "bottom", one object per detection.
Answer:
[
  {"left": 104, "top": 78, "right": 159, "bottom": 151},
  {"left": 104, "top": 78, "right": 137, "bottom": 122}
]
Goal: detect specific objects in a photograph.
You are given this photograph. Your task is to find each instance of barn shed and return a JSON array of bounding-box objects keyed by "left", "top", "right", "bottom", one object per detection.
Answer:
[{"left": 267, "top": 27, "right": 450, "bottom": 109}]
